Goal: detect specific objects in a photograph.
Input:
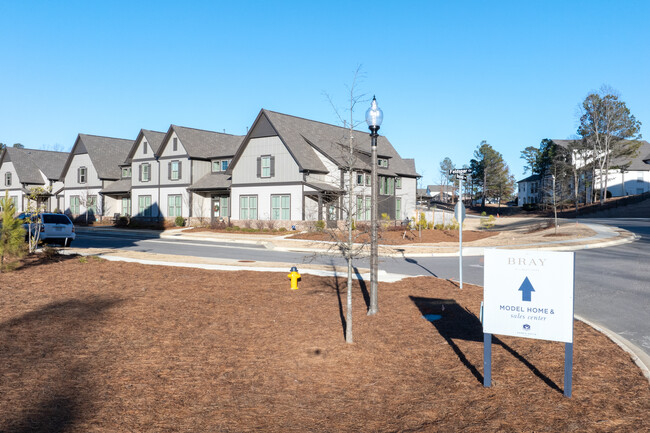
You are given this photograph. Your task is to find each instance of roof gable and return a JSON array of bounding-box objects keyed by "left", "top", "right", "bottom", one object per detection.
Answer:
[
  {"left": 158, "top": 125, "right": 243, "bottom": 159},
  {"left": 125, "top": 129, "right": 166, "bottom": 163},
  {"left": 61, "top": 134, "right": 133, "bottom": 181}
]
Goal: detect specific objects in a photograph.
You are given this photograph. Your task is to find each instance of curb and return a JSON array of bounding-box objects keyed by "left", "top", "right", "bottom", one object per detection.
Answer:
[{"left": 575, "top": 315, "right": 650, "bottom": 384}]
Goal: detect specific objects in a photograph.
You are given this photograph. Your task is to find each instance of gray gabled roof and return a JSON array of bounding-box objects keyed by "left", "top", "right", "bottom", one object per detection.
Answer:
[
  {"left": 229, "top": 109, "right": 419, "bottom": 177},
  {"left": 100, "top": 178, "right": 131, "bottom": 195},
  {"left": 61, "top": 134, "right": 134, "bottom": 181},
  {"left": 0, "top": 147, "right": 68, "bottom": 185},
  {"left": 125, "top": 129, "right": 166, "bottom": 163},
  {"left": 517, "top": 174, "right": 541, "bottom": 183},
  {"left": 188, "top": 172, "right": 231, "bottom": 191},
  {"left": 159, "top": 125, "right": 244, "bottom": 159}
]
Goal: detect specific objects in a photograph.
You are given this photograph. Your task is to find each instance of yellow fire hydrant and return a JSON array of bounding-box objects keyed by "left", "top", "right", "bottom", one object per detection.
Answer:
[{"left": 288, "top": 266, "right": 301, "bottom": 290}]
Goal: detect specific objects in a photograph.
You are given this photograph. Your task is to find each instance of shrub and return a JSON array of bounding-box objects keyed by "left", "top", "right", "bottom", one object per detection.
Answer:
[
  {"left": 522, "top": 203, "right": 538, "bottom": 212},
  {"left": 278, "top": 227, "right": 287, "bottom": 232},
  {"left": 174, "top": 216, "right": 185, "bottom": 227},
  {"left": 41, "top": 245, "right": 60, "bottom": 260},
  {"left": 315, "top": 220, "right": 325, "bottom": 232},
  {"left": 480, "top": 215, "right": 496, "bottom": 229},
  {"left": 481, "top": 211, "right": 487, "bottom": 216},
  {"left": 434, "top": 223, "right": 445, "bottom": 230}
]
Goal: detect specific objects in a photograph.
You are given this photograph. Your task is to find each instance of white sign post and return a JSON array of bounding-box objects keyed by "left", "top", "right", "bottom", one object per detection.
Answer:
[
  {"left": 483, "top": 249, "right": 575, "bottom": 397},
  {"left": 454, "top": 197, "right": 466, "bottom": 289}
]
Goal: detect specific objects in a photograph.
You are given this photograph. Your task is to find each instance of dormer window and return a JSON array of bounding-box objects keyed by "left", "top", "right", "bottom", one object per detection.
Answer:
[
  {"left": 212, "top": 160, "right": 230, "bottom": 172},
  {"left": 122, "top": 167, "right": 132, "bottom": 179},
  {"left": 378, "top": 158, "right": 388, "bottom": 168}
]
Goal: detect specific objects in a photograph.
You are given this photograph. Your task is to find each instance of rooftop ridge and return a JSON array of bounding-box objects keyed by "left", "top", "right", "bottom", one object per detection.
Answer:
[
  {"left": 262, "top": 109, "right": 383, "bottom": 137},
  {"left": 171, "top": 124, "right": 244, "bottom": 137}
]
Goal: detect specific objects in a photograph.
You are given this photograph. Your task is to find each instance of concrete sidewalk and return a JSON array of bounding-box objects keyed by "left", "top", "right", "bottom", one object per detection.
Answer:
[{"left": 154, "top": 220, "right": 635, "bottom": 257}]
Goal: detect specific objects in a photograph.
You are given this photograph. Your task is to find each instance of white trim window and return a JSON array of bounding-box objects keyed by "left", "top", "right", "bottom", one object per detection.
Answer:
[
  {"left": 70, "top": 196, "right": 80, "bottom": 215},
  {"left": 271, "top": 194, "right": 290, "bottom": 220},
  {"left": 87, "top": 195, "right": 97, "bottom": 215},
  {"left": 140, "top": 163, "right": 151, "bottom": 182},
  {"left": 261, "top": 156, "right": 271, "bottom": 178},
  {"left": 122, "top": 167, "right": 132, "bottom": 178},
  {"left": 168, "top": 194, "right": 182, "bottom": 217},
  {"left": 4, "top": 172, "right": 11, "bottom": 186},
  {"left": 78, "top": 167, "right": 87, "bottom": 184},
  {"left": 138, "top": 195, "right": 152, "bottom": 217},
  {"left": 396, "top": 177, "right": 402, "bottom": 189},
  {"left": 121, "top": 197, "right": 131, "bottom": 216},
  {"left": 240, "top": 195, "right": 258, "bottom": 220},
  {"left": 170, "top": 161, "right": 180, "bottom": 180}
]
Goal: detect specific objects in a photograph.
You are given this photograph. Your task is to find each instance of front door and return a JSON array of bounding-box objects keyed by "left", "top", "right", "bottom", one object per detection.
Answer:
[{"left": 211, "top": 196, "right": 229, "bottom": 223}]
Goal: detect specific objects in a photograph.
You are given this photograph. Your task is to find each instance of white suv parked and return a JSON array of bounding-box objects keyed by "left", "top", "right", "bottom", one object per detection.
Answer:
[{"left": 26, "top": 213, "right": 76, "bottom": 246}]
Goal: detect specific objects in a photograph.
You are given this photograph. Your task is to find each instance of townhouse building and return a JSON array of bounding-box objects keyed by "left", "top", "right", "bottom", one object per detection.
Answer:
[
  {"left": 2, "top": 109, "right": 419, "bottom": 228},
  {"left": 227, "top": 109, "right": 419, "bottom": 227},
  {"left": 0, "top": 147, "right": 67, "bottom": 213},
  {"left": 59, "top": 134, "right": 134, "bottom": 221}
]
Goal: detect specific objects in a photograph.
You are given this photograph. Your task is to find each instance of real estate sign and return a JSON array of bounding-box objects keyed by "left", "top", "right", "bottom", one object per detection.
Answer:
[{"left": 483, "top": 249, "right": 575, "bottom": 343}]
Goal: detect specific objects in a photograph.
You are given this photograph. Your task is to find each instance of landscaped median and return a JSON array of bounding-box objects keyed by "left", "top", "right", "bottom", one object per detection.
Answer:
[{"left": 0, "top": 255, "right": 648, "bottom": 432}]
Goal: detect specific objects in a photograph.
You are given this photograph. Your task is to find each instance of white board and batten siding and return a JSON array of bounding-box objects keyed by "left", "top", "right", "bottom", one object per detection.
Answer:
[
  {"left": 0, "top": 161, "right": 24, "bottom": 212},
  {"left": 231, "top": 136, "right": 302, "bottom": 184},
  {"left": 231, "top": 184, "right": 303, "bottom": 221}
]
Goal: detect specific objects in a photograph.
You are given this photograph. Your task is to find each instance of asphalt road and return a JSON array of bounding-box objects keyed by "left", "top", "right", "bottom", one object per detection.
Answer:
[{"left": 73, "top": 219, "right": 650, "bottom": 356}]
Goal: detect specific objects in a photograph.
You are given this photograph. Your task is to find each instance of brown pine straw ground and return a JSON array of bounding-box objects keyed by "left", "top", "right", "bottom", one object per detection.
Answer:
[{"left": 0, "top": 255, "right": 648, "bottom": 432}]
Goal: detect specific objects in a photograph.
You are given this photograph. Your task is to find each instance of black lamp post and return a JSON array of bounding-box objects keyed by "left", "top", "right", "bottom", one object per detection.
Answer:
[{"left": 365, "top": 96, "right": 383, "bottom": 315}]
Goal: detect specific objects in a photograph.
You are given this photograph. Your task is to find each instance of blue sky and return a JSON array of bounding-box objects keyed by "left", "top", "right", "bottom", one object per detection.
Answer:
[{"left": 1, "top": 1, "right": 648, "bottom": 185}]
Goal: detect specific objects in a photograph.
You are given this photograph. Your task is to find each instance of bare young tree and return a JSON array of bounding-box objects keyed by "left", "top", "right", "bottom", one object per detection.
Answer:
[{"left": 322, "top": 66, "right": 372, "bottom": 343}]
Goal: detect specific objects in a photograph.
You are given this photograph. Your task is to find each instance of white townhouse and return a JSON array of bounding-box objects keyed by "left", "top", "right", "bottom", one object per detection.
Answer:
[
  {"left": 59, "top": 134, "right": 134, "bottom": 221},
  {"left": 0, "top": 147, "right": 67, "bottom": 213},
  {"left": 127, "top": 125, "right": 242, "bottom": 222},
  {"left": 517, "top": 174, "right": 542, "bottom": 206},
  {"left": 552, "top": 139, "right": 650, "bottom": 200},
  {"left": 426, "top": 184, "right": 455, "bottom": 203},
  {"left": 112, "top": 129, "right": 166, "bottom": 219},
  {"left": 227, "top": 109, "right": 419, "bottom": 227}
]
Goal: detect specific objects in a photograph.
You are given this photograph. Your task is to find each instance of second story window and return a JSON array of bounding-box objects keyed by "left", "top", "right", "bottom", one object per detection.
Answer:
[
  {"left": 78, "top": 167, "right": 87, "bottom": 184},
  {"left": 396, "top": 177, "right": 402, "bottom": 189},
  {"left": 257, "top": 155, "right": 274, "bottom": 178},
  {"left": 140, "top": 163, "right": 151, "bottom": 182},
  {"left": 122, "top": 167, "right": 132, "bottom": 178},
  {"left": 5, "top": 172, "right": 11, "bottom": 186},
  {"left": 378, "top": 158, "right": 388, "bottom": 168},
  {"left": 261, "top": 156, "right": 271, "bottom": 177},
  {"left": 357, "top": 173, "right": 363, "bottom": 185},
  {"left": 221, "top": 160, "right": 228, "bottom": 171},
  {"left": 169, "top": 161, "right": 181, "bottom": 180}
]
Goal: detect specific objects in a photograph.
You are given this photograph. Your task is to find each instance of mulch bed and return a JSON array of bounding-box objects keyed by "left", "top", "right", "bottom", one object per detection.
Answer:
[
  {"left": 289, "top": 229, "right": 497, "bottom": 245},
  {"left": 0, "top": 255, "right": 648, "bottom": 432}
]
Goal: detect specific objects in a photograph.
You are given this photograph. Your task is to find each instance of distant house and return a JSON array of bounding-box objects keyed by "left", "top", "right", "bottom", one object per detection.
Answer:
[
  {"left": 517, "top": 174, "right": 541, "bottom": 206},
  {"left": 0, "top": 147, "right": 68, "bottom": 213},
  {"left": 426, "top": 184, "right": 454, "bottom": 202},
  {"left": 554, "top": 139, "right": 650, "bottom": 199},
  {"left": 59, "top": 134, "right": 134, "bottom": 220},
  {"left": 227, "top": 109, "right": 419, "bottom": 227}
]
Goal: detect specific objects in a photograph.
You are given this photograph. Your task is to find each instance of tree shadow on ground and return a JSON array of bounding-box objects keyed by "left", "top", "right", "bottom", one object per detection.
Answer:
[
  {"left": 0, "top": 296, "right": 123, "bottom": 432},
  {"left": 410, "top": 296, "right": 562, "bottom": 393},
  {"left": 12, "top": 252, "right": 80, "bottom": 272}
]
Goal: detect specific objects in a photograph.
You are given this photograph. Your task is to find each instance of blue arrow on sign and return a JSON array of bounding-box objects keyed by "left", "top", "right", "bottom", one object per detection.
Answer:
[{"left": 518, "top": 277, "right": 535, "bottom": 302}]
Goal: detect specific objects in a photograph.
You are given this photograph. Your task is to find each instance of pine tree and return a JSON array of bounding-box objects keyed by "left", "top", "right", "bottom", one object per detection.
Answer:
[{"left": 0, "top": 192, "right": 25, "bottom": 271}]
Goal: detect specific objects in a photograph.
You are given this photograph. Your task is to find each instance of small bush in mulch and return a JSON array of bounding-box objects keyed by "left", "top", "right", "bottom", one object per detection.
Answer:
[{"left": 0, "top": 260, "right": 648, "bottom": 432}]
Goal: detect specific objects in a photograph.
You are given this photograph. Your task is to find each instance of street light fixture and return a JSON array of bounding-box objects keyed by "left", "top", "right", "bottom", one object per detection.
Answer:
[{"left": 365, "top": 96, "right": 383, "bottom": 315}]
